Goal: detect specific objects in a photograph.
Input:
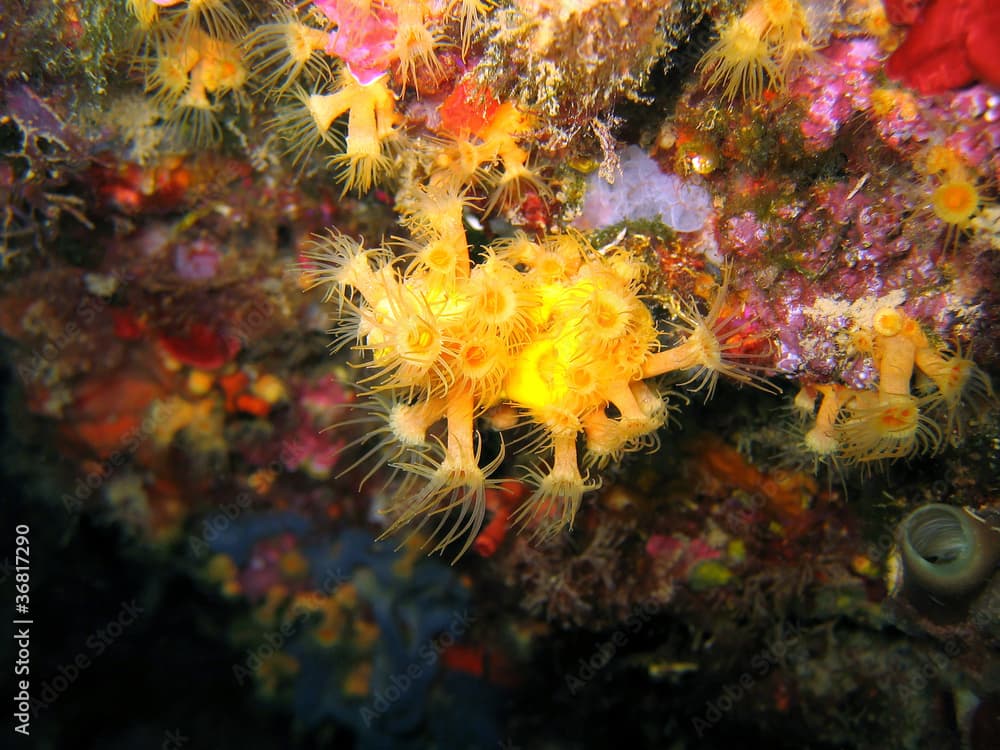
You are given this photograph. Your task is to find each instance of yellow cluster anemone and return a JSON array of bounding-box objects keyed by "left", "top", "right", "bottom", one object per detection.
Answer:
[
  {"left": 391, "top": 0, "right": 447, "bottom": 93},
  {"left": 270, "top": 70, "right": 403, "bottom": 191},
  {"left": 798, "top": 306, "right": 995, "bottom": 468},
  {"left": 304, "top": 185, "right": 772, "bottom": 559},
  {"left": 426, "top": 93, "right": 549, "bottom": 213},
  {"left": 697, "top": 0, "right": 815, "bottom": 101},
  {"left": 125, "top": 0, "right": 505, "bottom": 192},
  {"left": 921, "top": 145, "right": 990, "bottom": 253},
  {"left": 131, "top": 0, "right": 248, "bottom": 145},
  {"left": 243, "top": 7, "right": 331, "bottom": 98}
]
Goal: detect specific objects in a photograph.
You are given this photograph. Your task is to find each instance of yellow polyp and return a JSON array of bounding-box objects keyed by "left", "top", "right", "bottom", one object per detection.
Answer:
[
  {"left": 932, "top": 180, "right": 980, "bottom": 227},
  {"left": 699, "top": 18, "right": 780, "bottom": 101},
  {"left": 392, "top": 13, "right": 444, "bottom": 92},
  {"left": 387, "top": 399, "right": 444, "bottom": 446},
  {"left": 309, "top": 91, "right": 351, "bottom": 135},
  {"left": 803, "top": 384, "right": 842, "bottom": 456},
  {"left": 187, "top": 369, "right": 215, "bottom": 396},
  {"left": 245, "top": 15, "right": 330, "bottom": 96},
  {"left": 470, "top": 278, "right": 516, "bottom": 325},
  {"left": 922, "top": 144, "right": 965, "bottom": 178},
  {"left": 506, "top": 338, "right": 564, "bottom": 411},
  {"left": 457, "top": 336, "right": 508, "bottom": 400},
  {"left": 797, "top": 307, "right": 990, "bottom": 466},
  {"left": 698, "top": 0, "right": 813, "bottom": 101},
  {"left": 346, "top": 92, "right": 380, "bottom": 148},
  {"left": 252, "top": 374, "right": 288, "bottom": 404},
  {"left": 872, "top": 306, "right": 904, "bottom": 337},
  {"left": 512, "top": 430, "right": 592, "bottom": 540},
  {"left": 128, "top": 0, "right": 159, "bottom": 29},
  {"left": 285, "top": 23, "right": 327, "bottom": 62},
  {"left": 792, "top": 385, "right": 818, "bottom": 414},
  {"left": 642, "top": 334, "right": 711, "bottom": 379},
  {"left": 874, "top": 320, "right": 916, "bottom": 398},
  {"left": 183, "top": 0, "right": 247, "bottom": 41},
  {"left": 420, "top": 240, "right": 458, "bottom": 276},
  {"left": 878, "top": 401, "right": 918, "bottom": 435},
  {"left": 837, "top": 391, "right": 940, "bottom": 463},
  {"left": 342, "top": 663, "right": 373, "bottom": 698},
  {"left": 307, "top": 76, "right": 402, "bottom": 193}
]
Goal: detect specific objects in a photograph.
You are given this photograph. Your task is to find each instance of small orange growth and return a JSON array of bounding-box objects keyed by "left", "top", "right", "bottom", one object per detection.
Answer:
[
  {"left": 248, "top": 468, "right": 278, "bottom": 494},
  {"left": 234, "top": 393, "right": 271, "bottom": 417},
  {"left": 278, "top": 549, "right": 310, "bottom": 579},
  {"left": 218, "top": 370, "right": 249, "bottom": 410},
  {"left": 65, "top": 372, "right": 166, "bottom": 458},
  {"left": 438, "top": 80, "right": 502, "bottom": 137},
  {"left": 472, "top": 479, "right": 526, "bottom": 556},
  {"left": 694, "top": 435, "right": 815, "bottom": 518},
  {"left": 342, "top": 662, "right": 374, "bottom": 698}
]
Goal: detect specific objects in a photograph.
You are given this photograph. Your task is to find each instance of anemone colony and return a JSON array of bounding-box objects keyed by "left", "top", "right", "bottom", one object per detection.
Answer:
[
  {"left": 114, "top": 0, "right": 999, "bottom": 557},
  {"left": 5, "top": 0, "right": 1000, "bottom": 742},
  {"left": 4, "top": 0, "right": 978, "bottom": 563}
]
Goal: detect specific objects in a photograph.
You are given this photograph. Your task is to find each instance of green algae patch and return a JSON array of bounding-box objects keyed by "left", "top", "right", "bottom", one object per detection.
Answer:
[{"left": 688, "top": 559, "right": 735, "bottom": 591}]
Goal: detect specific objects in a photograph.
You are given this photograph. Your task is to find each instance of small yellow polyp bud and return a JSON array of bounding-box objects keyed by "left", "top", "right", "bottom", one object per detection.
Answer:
[
  {"left": 872, "top": 307, "right": 904, "bottom": 337},
  {"left": 252, "top": 374, "right": 288, "bottom": 404},
  {"left": 187, "top": 369, "right": 215, "bottom": 395},
  {"left": 932, "top": 180, "right": 979, "bottom": 226}
]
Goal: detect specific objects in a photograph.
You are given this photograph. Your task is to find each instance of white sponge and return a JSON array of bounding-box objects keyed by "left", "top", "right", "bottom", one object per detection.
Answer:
[{"left": 575, "top": 146, "right": 713, "bottom": 233}]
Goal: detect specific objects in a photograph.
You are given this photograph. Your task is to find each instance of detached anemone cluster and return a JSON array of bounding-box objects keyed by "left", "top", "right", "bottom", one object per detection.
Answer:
[
  {"left": 304, "top": 183, "right": 771, "bottom": 559},
  {"left": 796, "top": 306, "right": 995, "bottom": 469}
]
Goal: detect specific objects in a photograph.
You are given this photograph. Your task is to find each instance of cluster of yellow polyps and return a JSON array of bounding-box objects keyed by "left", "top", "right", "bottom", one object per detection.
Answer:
[
  {"left": 697, "top": 0, "right": 816, "bottom": 101},
  {"left": 304, "top": 186, "right": 765, "bottom": 558},
  {"left": 248, "top": 0, "right": 479, "bottom": 192},
  {"left": 798, "top": 306, "right": 994, "bottom": 467},
  {"left": 132, "top": 1, "right": 249, "bottom": 146}
]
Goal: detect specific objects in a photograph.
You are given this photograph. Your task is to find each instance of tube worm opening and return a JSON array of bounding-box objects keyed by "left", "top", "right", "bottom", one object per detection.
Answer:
[{"left": 898, "top": 503, "right": 1000, "bottom": 598}]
